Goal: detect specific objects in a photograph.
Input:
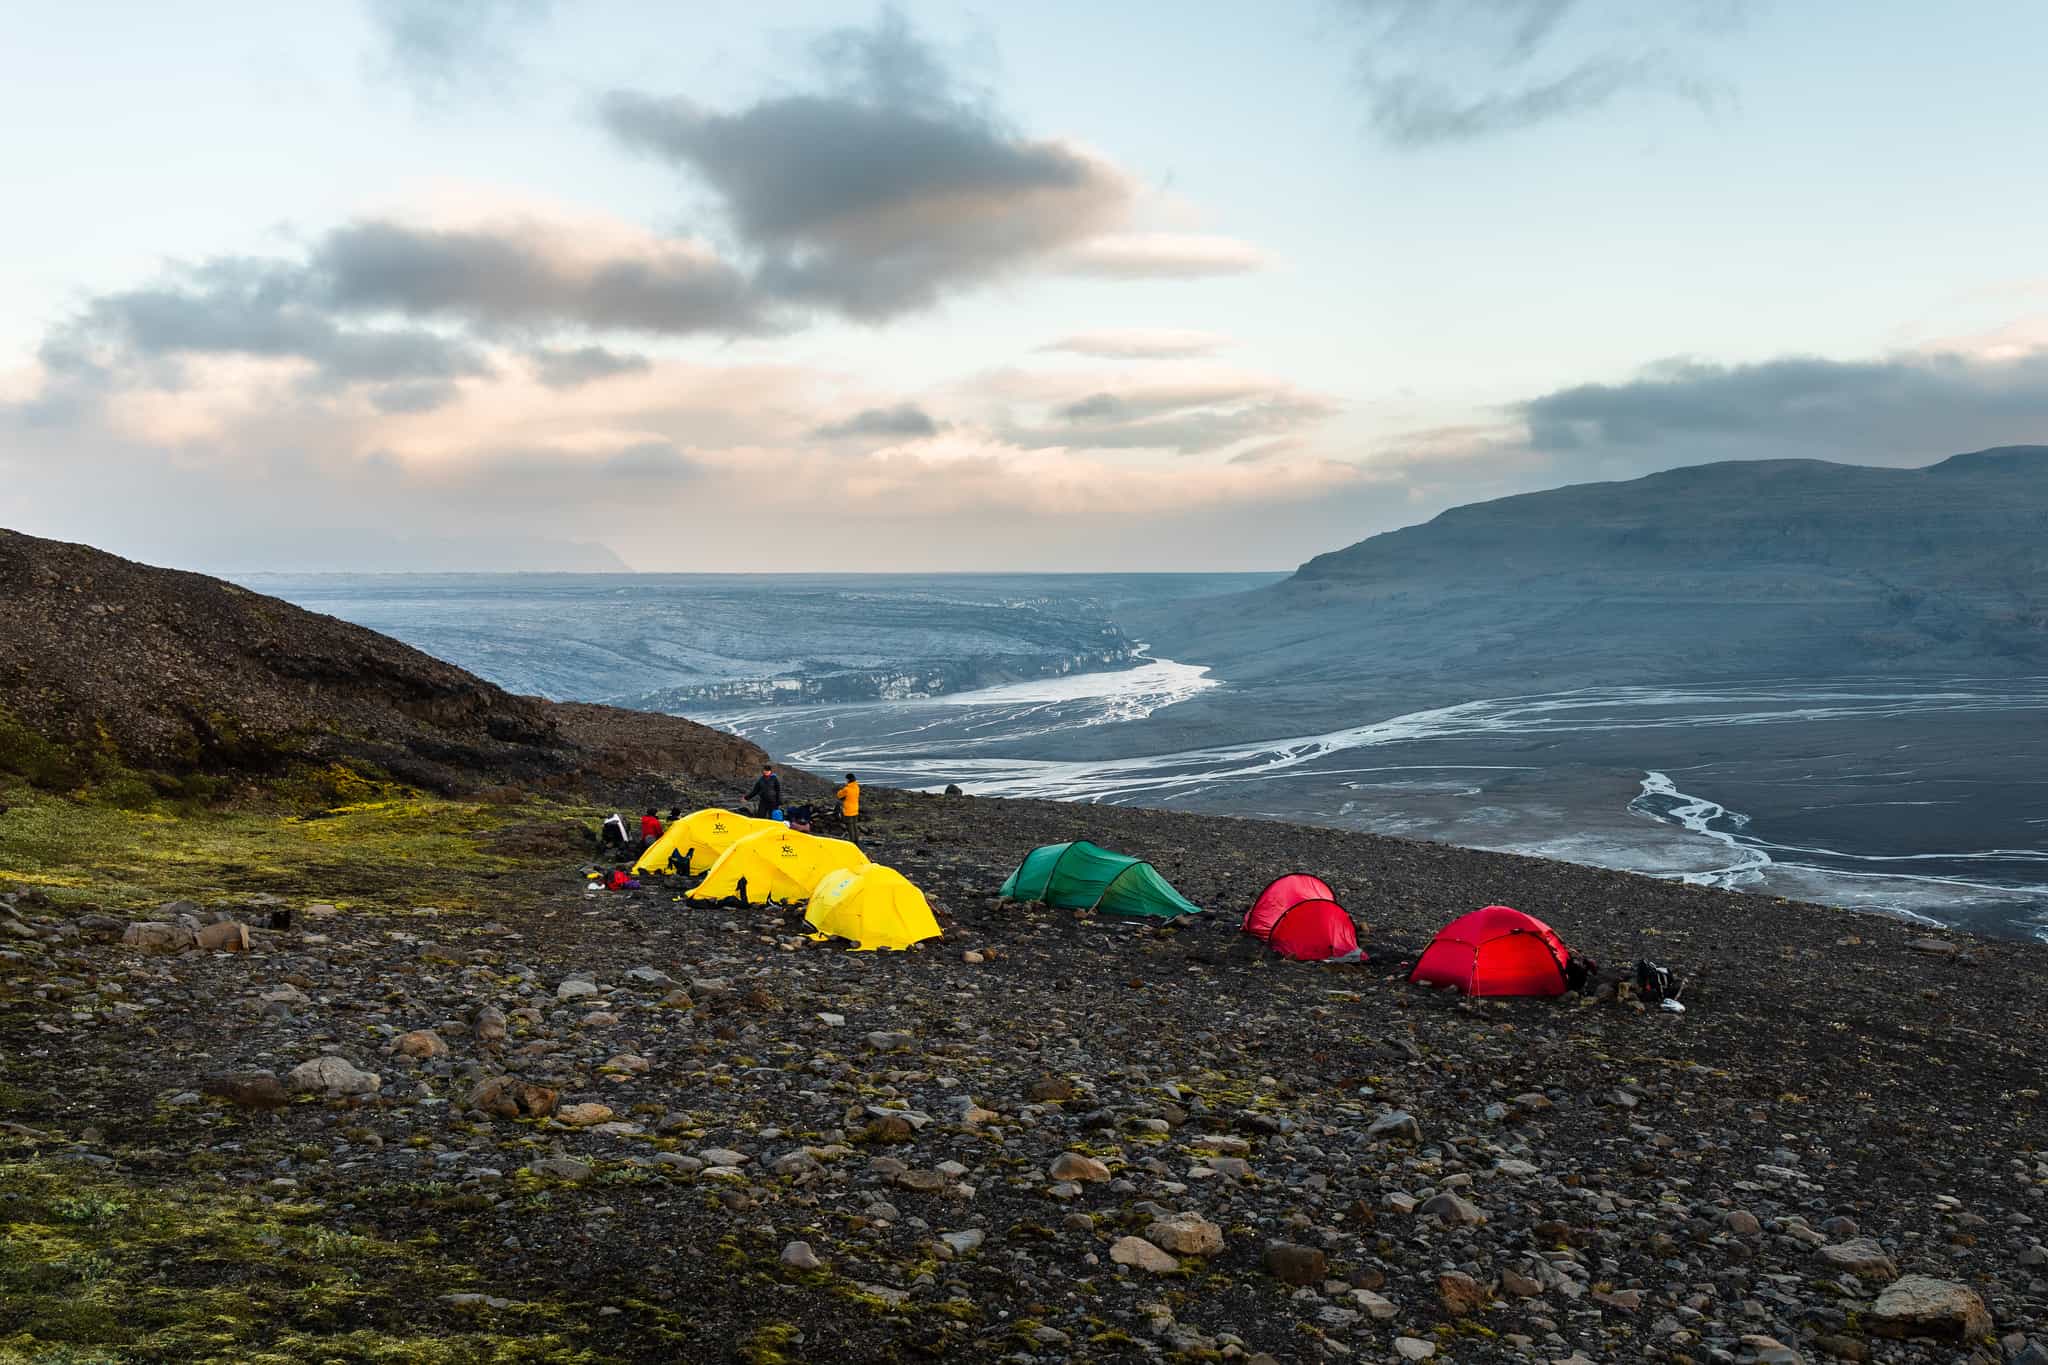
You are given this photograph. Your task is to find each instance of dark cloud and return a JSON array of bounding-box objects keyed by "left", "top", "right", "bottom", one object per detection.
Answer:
[
  {"left": 51, "top": 257, "right": 494, "bottom": 391},
  {"left": 601, "top": 11, "right": 1134, "bottom": 320},
  {"left": 1518, "top": 351, "right": 2048, "bottom": 455},
  {"left": 316, "top": 220, "right": 765, "bottom": 336},
  {"left": 1341, "top": 0, "right": 1744, "bottom": 147},
  {"left": 365, "top": 0, "right": 553, "bottom": 103},
  {"left": 813, "top": 403, "right": 946, "bottom": 441},
  {"left": 529, "top": 345, "right": 652, "bottom": 389},
  {"left": 40, "top": 215, "right": 770, "bottom": 401}
]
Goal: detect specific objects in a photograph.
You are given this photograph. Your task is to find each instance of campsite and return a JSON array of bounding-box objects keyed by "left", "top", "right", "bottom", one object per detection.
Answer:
[{"left": 7, "top": 763, "right": 2040, "bottom": 1364}]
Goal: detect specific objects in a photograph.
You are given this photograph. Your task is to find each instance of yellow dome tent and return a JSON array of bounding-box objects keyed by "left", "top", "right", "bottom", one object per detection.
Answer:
[
  {"left": 687, "top": 827, "right": 869, "bottom": 904},
  {"left": 806, "top": 866, "right": 942, "bottom": 952},
  {"left": 633, "top": 808, "right": 778, "bottom": 877}
]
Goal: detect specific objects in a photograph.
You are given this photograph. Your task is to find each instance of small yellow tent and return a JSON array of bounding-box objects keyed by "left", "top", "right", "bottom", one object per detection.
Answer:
[
  {"left": 806, "top": 865, "right": 942, "bottom": 951},
  {"left": 633, "top": 808, "right": 776, "bottom": 877},
  {"left": 687, "top": 827, "right": 869, "bottom": 904}
]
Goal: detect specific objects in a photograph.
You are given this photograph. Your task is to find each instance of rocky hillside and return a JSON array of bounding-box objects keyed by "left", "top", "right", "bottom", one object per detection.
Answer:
[
  {"left": 0, "top": 528, "right": 765, "bottom": 796},
  {"left": 1142, "top": 447, "right": 2048, "bottom": 699}
]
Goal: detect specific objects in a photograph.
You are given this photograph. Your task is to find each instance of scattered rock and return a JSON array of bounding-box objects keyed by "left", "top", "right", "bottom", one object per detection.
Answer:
[
  {"left": 195, "top": 920, "right": 250, "bottom": 952},
  {"left": 1866, "top": 1274, "right": 1992, "bottom": 1341},
  {"left": 1366, "top": 1109, "right": 1422, "bottom": 1142},
  {"left": 556, "top": 1102, "right": 615, "bottom": 1128},
  {"left": 394, "top": 1029, "right": 448, "bottom": 1060},
  {"left": 1438, "top": 1270, "right": 1488, "bottom": 1314},
  {"left": 121, "top": 922, "right": 195, "bottom": 953},
  {"left": 780, "top": 1241, "right": 822, "bottom": 1271},
  {"left": 1047, "top": 1152, "right": 1109, "bottom": 1183},
  {"left": 1108, "top": 1236, "right": 1178, "bottom": 1273},
  {"left": 1812, "top": 1237, "right": 1898, "bottom": 1281},
  {"left": 200, "top": 1070, "right": 289, "bottom": 1109},
  {"left": 286, "top": 1056, "right": 379, "bottom": 1097},
  {"left": 1264, "top": 1242, "right": 1327, "bottom": 1286},
  {"left": 1416, "top": 1192, "right": 1485, "bottom": 1226},
  {"left": 526, "top": 1157, "right": 593, "bottom": 1183},
  {"left": 468, "top": 1077, "right": 557, "bottom": 1119},
  {"left": 1145, "top": 1212, "right": 1224, "bottom": 1256}
]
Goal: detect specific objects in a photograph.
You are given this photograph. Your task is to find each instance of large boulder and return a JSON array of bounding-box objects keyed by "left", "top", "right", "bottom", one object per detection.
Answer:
[
  {"left": 122, "top": 922, "right": 195, "bottom": 953},
  {"left": 287, "top": 1055, "right": 381, "bottom": 1097},
  {"left": 1109, "top": 1236, "right": 1178, "bottom": 1273},
  {"left": 1145, "top": 1213, "right": 1224, "bottom": 1256},
  {"left": 195, "top": 920, "right": 251, "bottom": 952},
  {"left": 1867, "top": 1275, "right": 1992, "bottom": 1341},
  {"left": 1048, "top": 1153, "right": 1110, "bottom": 1183}
]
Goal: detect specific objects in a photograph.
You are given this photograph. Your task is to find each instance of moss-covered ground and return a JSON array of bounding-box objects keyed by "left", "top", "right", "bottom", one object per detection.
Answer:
[
  {"left": 0, "top": 784, "right": 571, "bottom": 916},
  {"left": 0, "top": 1140, "right": 601, "bottom": 1364}
]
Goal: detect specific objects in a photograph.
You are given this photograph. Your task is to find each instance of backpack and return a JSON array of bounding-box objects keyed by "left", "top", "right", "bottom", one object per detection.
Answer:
[
  {"left": 1634, "top": 959, "right": 1680, "bottom": 1003},
  {"left": 1563, "top": 951, "right": 1599, "bottom": 995}
]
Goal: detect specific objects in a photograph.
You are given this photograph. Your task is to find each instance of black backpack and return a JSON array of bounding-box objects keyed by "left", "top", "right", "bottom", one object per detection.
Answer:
[
  {"left": 1563, "top": 951, "right": 1599, "bottom": 995},
  {"left": 1635, "top": 959, "right": 1680, "bottom": 1003}
]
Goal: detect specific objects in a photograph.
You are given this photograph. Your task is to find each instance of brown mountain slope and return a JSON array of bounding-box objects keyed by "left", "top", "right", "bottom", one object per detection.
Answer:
[{"left": 0, "top": 528, "right": 764, "bottom": 796}]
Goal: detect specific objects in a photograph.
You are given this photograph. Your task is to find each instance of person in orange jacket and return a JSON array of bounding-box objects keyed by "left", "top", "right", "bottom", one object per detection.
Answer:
[
  {"left": 835, "top": 772, "right": 861, "bottom": 844},
  {"left": 638, "top": 808, "right": 664, "bottom": 855}
]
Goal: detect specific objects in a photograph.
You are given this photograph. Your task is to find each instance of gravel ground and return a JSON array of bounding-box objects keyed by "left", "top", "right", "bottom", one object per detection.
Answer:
[{"left": 2, "top": 781, "right": 2043, "bottom": 1364}]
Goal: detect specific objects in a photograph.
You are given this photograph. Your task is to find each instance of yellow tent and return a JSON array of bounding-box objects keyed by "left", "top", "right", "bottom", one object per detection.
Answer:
[
  {"left": 686, "top": 827, "right": 869, "bottom": 904},
  {"left": 633, "top": 808, "right": 776, "bottom": 877},
  {"left": 805, "top": 865, "right": 942, "bottom": 951}
]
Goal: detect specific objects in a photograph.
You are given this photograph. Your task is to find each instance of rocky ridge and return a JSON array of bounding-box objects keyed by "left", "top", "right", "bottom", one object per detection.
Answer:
[{"left": 0, "top": 528, "right": 766, "bottom": 797}]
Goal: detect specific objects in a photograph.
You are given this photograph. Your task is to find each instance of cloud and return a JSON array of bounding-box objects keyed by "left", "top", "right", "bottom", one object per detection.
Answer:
[
  {"left": 1041, "top": 330, "right": 1233, "bottom": 359},
  {"left": 315, "top": 218, "right": 765, "bottom": 335},
  {"left": 528, "top": 345, "right": 652, "bottom": 389},
  {"left": 365, "top": 0, "right": 553, "bottom": 104},
  {"left": 47, "top": 256, "right": 496, "bottom": 394},
  {"left": 996, "top": 373, "right": 1340, "bottom": 456},
  {"left": 814, "top": 403, "right": 946, "bottom": 440},
  {"left": 1347, "top": 346, "right": 2048, "bottom": 524},
  {"left": 1340, "top": 0, "right": 1746, "bottom": 147},
  {"left": 602, "top": 11, "right": 1261, "bottom": 320},
  {"left": 1518, "top": 350, "right": 2048, "bottom": 455},
  {"left": 1055, "top": 234, "right": 1267, "bottom": 280}
]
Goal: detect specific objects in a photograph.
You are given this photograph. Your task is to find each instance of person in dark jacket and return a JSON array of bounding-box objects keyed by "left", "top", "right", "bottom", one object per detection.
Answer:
[{"left": 746, "top": 766, "right": 782, "bottom": 819}]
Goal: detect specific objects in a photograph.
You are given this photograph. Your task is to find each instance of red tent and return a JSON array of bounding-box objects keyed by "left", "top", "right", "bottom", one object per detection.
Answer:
[
  {"left": 1409, "top": 905, "right": 1571, "bottom": 996},
  {"left": 1268, "top": 899, "right": 1363, "bottom": 962},
  {"left": 1244, "top": 873, "right": 1336, "bottom": 939}
]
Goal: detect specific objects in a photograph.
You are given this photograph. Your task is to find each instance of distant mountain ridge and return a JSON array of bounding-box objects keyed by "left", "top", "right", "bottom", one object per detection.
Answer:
[
  {"left": 1143, "top": 447, "right": 2048, "bottom": 703},
  {"left": 0, "top": 528, "right": 763, "bottom": 798}
]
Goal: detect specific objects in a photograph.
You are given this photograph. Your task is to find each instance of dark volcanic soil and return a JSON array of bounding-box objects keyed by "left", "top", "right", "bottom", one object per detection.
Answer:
[{"left": 2, "top": 783, "right": 2043, "bottom": 1364}]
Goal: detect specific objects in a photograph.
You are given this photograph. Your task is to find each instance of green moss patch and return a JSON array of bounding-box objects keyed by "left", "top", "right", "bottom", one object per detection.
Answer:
[{"left": 0, "top": 1151, "right": 599, "bottom": 1364}]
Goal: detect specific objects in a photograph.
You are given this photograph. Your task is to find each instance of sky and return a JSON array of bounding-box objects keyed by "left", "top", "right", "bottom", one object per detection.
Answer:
[{"left": 4, "top": 0, "right": 2048, "bottom": 572}]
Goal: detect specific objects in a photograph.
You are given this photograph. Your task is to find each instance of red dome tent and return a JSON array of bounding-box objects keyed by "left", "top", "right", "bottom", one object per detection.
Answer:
[
  {"left": 1244, "top": 874, "right": 1335, "bottom": 938},
  {"left": 1243, "top": 873, "right": 1365, "bottom": 962},
  {"left": 1269, "top": 899, "right": 1363, "bottom": 962},
  {"left": 1409, "top": 905, "right": 1571, "bottom": 996}
]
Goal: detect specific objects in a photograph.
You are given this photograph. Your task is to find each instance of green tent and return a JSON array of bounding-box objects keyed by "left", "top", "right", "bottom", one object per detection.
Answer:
[{"left": 997, "top": 840, "right": 1201, "bottom": 919}]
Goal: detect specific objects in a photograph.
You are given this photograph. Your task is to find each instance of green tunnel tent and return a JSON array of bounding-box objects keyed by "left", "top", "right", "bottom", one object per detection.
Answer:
[{"left": 997, "top": 840, "right": 1201, "bottom": 920}]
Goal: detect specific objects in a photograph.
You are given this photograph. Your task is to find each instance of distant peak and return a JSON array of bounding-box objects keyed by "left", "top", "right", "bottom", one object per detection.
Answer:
[{"left": 1925, "top": 445, "right": 2048, "bottom": 475}]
